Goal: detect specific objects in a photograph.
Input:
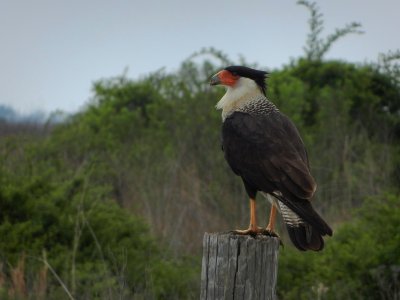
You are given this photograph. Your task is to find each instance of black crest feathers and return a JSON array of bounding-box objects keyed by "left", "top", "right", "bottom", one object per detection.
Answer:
[{"left": 224, "top": 66, "right": 269, "bottom": 95}]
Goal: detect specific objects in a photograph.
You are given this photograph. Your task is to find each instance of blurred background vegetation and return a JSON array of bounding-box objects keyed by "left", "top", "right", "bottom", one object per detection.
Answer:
[{"left": 1, "top": 2, "right": 400, "bottom": 299}]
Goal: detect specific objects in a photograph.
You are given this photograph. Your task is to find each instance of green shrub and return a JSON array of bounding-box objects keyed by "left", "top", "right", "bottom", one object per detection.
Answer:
[
  {"left": 278, "top": 193, "right": 400, "bottom": 300},
  {"left": 0, "top": 167, "right": 199, "bottom": 299}
]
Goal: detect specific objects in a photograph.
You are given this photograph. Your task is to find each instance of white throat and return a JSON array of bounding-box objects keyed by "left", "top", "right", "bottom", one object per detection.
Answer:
[{"left": 216, "top": 77, "right": 263, "bottom": 118}]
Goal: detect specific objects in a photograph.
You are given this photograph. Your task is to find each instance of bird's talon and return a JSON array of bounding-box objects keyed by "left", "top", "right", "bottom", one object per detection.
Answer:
[
  {"left": 262, "top": 229, "right": 279, "bottom": 238},
  {"left": 262, "top": 229, "right": 283, "bottom": 247},
  {"left": 233, "top": 227, "right": 263, "bottom": 236}
]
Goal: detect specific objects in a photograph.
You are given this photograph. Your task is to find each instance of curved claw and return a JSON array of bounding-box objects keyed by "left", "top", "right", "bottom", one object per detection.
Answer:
[
  {"left": 262, "top": 229, "right": 284, "bottom": 247},
  {"left": 262, "top": 229, "right": 280, "bottom": 238},
  {"left": 233, "top": 226, "right": 264, "bottom": 236}
]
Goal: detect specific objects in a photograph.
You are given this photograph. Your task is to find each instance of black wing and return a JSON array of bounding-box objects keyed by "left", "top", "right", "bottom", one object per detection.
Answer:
[
  {"left": 222, "top": 111, "right": 332, "bottom": 250},
  {"left": 222, "top": 111, "right": 316, "bottom": 199}
]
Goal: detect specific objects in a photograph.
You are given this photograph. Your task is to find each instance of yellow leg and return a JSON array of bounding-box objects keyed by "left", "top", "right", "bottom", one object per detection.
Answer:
[{"left": 234, "top": 198, "right": 262, "bottom": 235}]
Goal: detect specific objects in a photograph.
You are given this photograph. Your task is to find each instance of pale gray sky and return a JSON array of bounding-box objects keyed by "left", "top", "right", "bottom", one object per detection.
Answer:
[{"left": 1, "top": 0, "right": 399, "bottom": 113}]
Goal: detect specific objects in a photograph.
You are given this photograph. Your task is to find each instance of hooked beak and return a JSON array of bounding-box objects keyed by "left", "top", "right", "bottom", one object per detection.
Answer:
[{"left": 209, "top": 73, "right": 221, "bottom": 86}]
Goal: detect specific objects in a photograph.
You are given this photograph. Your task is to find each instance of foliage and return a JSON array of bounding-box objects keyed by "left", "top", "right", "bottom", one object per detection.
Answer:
[
  {"left": 278, "top": 193, "right": 400, "bottom": 300},
  {"left": 298, "top": 0, "right": 363, "bottom": 61},
  {"left": 1, "top": 51, "right": 399, "bottom": 298},
  {"left": 0, "top": 144, "right": 200, "bottom": 299},
  {"left": 0, "top": 3, "right": 399, "bottom": 298},
  {"left": 378, "top": 50, "right": 400, "bottom": 87},
  {"left": 269, "top": 59, "right": 400, "bottom": 217}
]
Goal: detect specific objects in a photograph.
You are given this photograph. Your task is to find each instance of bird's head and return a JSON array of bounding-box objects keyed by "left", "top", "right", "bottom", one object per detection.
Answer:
[{"left": 210, "top": 66, "right": 268, "bottom": 96}]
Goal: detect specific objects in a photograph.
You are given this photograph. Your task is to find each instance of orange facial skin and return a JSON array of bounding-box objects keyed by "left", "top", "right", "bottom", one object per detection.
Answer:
[{"left": 217, "top": 70, "right": 240, "bottom": 86}]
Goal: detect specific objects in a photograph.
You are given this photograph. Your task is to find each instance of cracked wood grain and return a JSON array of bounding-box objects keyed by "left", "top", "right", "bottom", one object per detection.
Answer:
[{"left": 200, "top": 232, "right": 280, "bottom": 300}]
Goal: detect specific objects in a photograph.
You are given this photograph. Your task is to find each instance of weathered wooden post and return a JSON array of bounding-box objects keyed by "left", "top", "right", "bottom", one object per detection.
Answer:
[{"left": 200, "top": 232, "right": 280, "bottom": 300}]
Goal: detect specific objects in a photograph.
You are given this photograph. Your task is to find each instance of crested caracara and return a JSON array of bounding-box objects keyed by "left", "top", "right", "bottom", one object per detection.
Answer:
[{"left": 210, "top": 66, "right": 332, "bottom": 251}]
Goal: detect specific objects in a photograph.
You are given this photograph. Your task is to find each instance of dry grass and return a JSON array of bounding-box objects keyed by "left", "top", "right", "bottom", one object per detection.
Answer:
[
  {"left": 9, "top": 254, "right": 27, "bottom": 299},
  {"left": 34, "top": 263, "right": 48, "bottom": 300},
  {"left": 0, "top": 254, "right": 51, "bottom": 300}
]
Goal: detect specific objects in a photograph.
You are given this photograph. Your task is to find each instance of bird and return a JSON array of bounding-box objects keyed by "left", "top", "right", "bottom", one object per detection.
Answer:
[{"left": 209, "top": 65, "right": 332, "bottom": 251}]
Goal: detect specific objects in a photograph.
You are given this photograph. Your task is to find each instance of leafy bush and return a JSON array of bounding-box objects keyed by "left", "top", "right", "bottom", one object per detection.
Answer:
[
  {"left": 0, "top": 164, "right": 199, "bottom": 299},
  {"left": 0, "top": 4, "right": 399, "bottom": 297},
  {"left": 278, "top": 193, "right": 400, "bottom": 300}
]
